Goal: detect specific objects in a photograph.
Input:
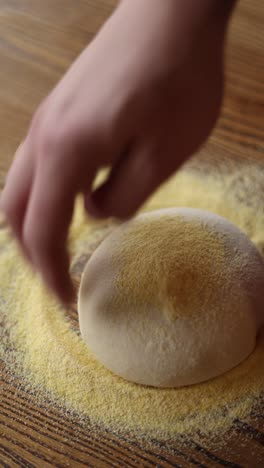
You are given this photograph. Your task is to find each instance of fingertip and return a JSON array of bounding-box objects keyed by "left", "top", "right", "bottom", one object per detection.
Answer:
[
  {"left": 45, "top": 269, "right": 76, "bottom": 305},
  {"left": 90, "top": 185, "right": 139, "bottom": 221},
  {"left": 58, "top": 279, "right": 76, "bottom": 306},
  {"left": 56, "top": 254, "right": 76, "bottom": 304},
  {"left": 30, "top": 242, "right": 74, "bottom": 305},
  {"left": 84, "top": 194, "right": 105, "bottom": 220}
]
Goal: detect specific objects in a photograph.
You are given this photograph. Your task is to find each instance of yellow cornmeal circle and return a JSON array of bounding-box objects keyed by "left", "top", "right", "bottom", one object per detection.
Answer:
[
  {"left": 144, "top": 165, "right": 264, "bottom": 254},
  {"left": 0, "top": 162, "right": 264, "bottom": 438},
  {"left": 1, "top": 163, "right": 264, "bottom": 439}
]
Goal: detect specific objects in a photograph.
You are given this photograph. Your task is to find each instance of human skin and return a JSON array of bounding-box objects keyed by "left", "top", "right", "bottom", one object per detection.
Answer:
[{"left": 0, "top": 0, "right": 236, "bottom": 303}]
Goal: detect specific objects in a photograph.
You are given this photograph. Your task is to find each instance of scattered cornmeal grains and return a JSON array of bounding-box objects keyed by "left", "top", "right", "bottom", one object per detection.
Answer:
[{"left": 1, "top": 159, "right": 264, "bottom": 441}]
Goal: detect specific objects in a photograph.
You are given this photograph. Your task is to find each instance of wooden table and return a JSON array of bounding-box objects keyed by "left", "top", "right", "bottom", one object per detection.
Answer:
[{"left": 1, "top": 1, "right": 263, "bottom": 466}]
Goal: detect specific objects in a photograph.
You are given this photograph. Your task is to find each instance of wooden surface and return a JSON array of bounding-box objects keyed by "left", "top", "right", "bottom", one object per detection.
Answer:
[{"left": 1, "top": 1, "right": 264, "bottom": 466}]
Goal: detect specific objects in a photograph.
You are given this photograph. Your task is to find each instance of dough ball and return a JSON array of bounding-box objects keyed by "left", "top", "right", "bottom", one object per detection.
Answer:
[{"left": 78, "top": 208, "right": 264, "bottom": 387}]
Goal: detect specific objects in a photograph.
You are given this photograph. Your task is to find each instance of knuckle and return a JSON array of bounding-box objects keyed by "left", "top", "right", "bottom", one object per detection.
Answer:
[
  {"left": 29, "top": 100, "right": 49, "bottom": 138},
  {"left": 23, "top": 223, "right": 48, "bottom": 260},
  {"left": 37, "top": 120, "right": 67, "bottom": 158},
  {"left": 30, "top": 106, "right": 71, "bottom": 162},
  {"left": 22, "top": 224, "right": 38, "bottom": 253},
  {"left": 23, "top": 220, "right": 59, "bottom": 265}
]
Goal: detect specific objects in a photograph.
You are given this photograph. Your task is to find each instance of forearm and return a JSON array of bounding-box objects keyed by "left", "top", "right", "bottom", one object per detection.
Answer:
[
  {"left": 106, "top": 0, "right": 236, "bottom": 83},
  {"left": 118, "top": 0, "right": 237, "bottom": 39},
  {"left": 119, "top": 0, "right": 237, "bottom": 20}
]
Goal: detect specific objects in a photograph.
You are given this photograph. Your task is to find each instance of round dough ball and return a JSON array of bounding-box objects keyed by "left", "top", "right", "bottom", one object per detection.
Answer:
[{"left": 78, "top": 208, "right": 264, "bottom": 387}]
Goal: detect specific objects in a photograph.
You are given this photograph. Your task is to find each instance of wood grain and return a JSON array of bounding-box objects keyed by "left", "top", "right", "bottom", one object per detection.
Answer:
[{"left": 0, "top": 0, "right": 264, "bottom": 466}]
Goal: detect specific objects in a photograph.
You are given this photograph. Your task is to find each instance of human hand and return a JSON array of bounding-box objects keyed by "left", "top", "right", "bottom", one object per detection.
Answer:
[{"left": 0, "top": 0, "right": 233, "bottom": 302}]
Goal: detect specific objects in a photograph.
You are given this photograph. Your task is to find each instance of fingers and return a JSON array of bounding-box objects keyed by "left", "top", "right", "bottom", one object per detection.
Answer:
[
  {"left": 22, "top": 146, "right": 83, "bottom": 303},
  {"left": 1, "top": 139, "right": 95, "bottom": 303},
  {"left": 0, "top": 104, "right": 102, "bottom": 303},
  {"left": 0, "top": 140, "right": 34, "bottom": 257},
  {"left": 85, "top": 140, "right": 176, "bottom": 219}
]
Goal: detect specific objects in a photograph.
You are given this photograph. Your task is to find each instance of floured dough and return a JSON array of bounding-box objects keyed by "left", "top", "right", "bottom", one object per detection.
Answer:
[{"left": 78, "top": 208, "right": 264, "bottom": 387}]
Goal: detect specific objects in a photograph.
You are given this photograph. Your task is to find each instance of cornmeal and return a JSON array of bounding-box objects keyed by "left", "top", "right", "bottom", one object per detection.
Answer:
[{"left": 1, "top": 159, "right": 264, "bottom": 440}]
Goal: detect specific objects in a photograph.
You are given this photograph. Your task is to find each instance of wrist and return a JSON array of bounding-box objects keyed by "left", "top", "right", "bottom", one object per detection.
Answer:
[
  {"left": 119, "top": 0, "right": 236, "bottom": 38},
  {"left": 115, "top": 0, "right": 235, "bottom": 73}
]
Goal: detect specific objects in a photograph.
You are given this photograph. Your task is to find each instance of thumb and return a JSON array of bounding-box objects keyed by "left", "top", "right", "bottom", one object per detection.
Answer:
[{"left": 85, "top": 141, "right": 177, "bottom": 219}]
